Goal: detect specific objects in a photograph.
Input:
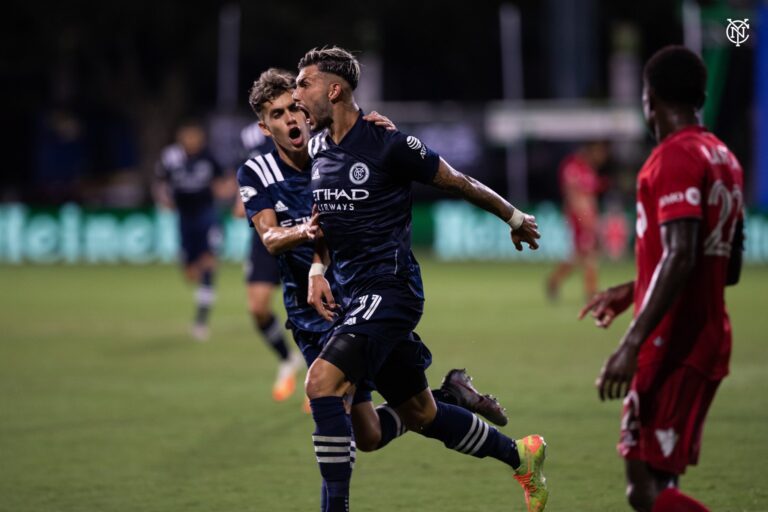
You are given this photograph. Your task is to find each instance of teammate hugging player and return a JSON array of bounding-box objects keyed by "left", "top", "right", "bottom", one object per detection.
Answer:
[
  {"left": 234, "top": 120, "right": 304, "bottom": 402},
  {"left": 293, "top": 47, "right": 547, "bottom": 512},
  {"left": 237, "top": 68, "right": 509, "bottom": 457},
  {"left": 154, "top": 119, "right": 230, "bottom": 341},
  {"left": 580, "top": 46, "right": 744, "bottom": 512}
]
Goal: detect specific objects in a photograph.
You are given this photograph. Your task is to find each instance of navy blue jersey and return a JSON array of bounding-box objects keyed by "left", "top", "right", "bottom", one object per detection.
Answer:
[
  {"left": 237, "top": 149, "right": 334, "bottom": 333},
  {"left": 156, "top": 144, "right": 223, "bottom": 214},
  {"left": 308, "top": 111, "right": 440, "bottom": 301}
]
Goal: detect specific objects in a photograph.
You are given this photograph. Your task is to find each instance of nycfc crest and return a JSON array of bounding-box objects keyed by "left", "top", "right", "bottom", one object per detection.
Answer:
[
  {"left": 349, "top": 162, "right": 370, "bottom": 185},
  {"left": 726, "top": 18, "right": 749, "bottom": 47}
]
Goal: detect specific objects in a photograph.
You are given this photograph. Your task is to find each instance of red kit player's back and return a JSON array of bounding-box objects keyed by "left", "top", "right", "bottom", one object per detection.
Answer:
[{"left": 633, "top": 126, "right": 743, "bottom": 379}]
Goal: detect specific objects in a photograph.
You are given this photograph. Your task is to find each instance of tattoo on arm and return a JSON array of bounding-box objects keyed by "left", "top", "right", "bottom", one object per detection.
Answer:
[{"left": 432, "top": 159, "right": 513, "bottom": 220}]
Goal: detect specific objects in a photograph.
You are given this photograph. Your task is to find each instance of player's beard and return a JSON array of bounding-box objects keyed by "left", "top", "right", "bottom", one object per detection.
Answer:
[{"left": 310, "top": 103, "right": 333, "bottom": 131}]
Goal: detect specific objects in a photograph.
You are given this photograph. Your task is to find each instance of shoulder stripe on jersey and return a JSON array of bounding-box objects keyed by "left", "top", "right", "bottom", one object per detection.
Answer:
[
  {"left": 245, "top": 159, "right": 269, "bottom": 187},
  {"left": 264, "top": 153, "right": 284, "bottom": 182},
  {"left": 254, "top": 155, "right": 275, "bottom": 185}
]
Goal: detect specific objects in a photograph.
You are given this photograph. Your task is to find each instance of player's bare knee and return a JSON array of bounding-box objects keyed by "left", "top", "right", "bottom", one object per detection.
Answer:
[{"left": 304, "top": 361, "right": 347, "bottom": 399}]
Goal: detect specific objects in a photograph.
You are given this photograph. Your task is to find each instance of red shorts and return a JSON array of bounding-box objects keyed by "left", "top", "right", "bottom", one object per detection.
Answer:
[
  {"left": 618, "top": 364, "right": 720, "bottom": 475},
  {"left": 567, "top": 215, "right": 597, "bottom": 256}
]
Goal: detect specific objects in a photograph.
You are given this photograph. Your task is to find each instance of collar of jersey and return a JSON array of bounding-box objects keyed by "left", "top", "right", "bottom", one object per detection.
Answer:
[{"left": 325, "top": 109, "right": 365, "bottom": 148}]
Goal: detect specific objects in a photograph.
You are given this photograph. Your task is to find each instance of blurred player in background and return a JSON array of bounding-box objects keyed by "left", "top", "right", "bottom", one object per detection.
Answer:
[
  {"left": 154, "top": 119, "right": 231, "bottom": 341},
  {"left": 294, "top": 47, "right": 546, "bottom": 512},
  {"left": 580, "top": 46, "right": 744, "bottom": 512},
  {"left": 235, "top": 120, "right": 303, "bottom": 402},
  {"left": 546, "top": 140, "right": 609, "bottom": 301}
]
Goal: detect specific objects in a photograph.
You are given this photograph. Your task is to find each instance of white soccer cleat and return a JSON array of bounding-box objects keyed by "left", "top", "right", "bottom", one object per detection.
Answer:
[{"left": 190, "top": 323, "right": 210, "bottom": 342}]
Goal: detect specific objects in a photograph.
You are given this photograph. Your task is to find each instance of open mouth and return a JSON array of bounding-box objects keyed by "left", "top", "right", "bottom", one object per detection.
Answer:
[
  {"left": 288, "top": 126, "right": 303, "bottom": 146},
  {"left": 297, "top": 104, "right": 312, "bottom": 124}
]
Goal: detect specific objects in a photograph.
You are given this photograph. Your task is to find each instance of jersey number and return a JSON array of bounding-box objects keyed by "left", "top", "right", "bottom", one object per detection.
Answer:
[{"left": 703, "top": 180, "right": 742, "bottom": 257}]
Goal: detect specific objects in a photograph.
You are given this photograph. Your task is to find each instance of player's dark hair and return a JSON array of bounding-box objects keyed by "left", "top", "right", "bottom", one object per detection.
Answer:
[
  {"left": 248, "top": 68, "right": 297, "bottom": 118},
  {"left": 298, "top": 46, "right": 360, "bottom": 90},
  {"left": 643, "top": 45, "right": 707, "bottom": 110}
]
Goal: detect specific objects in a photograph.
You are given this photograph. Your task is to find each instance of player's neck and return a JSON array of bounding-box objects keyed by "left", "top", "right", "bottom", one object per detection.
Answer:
[
  {"left": 275, "top": 144, "right": 309, "bottom": 172},
  {"left": 328, "top": 101, "right": 360, "bottom": 144},
  {"left": 655, "top": 110, "right": 700, "bottom": 142}
]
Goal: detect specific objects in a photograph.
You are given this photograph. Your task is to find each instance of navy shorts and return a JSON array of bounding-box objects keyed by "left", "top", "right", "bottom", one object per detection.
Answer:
[
  {"left": 320, "top": 281, "right": 432, "bottom": 406},
  {"left": 244, "top": 232, "right": 280, "bottom": 285},
  {"left": 287, "top": 322, "right": 328, "bottom": 368},
  {"left": 179, "top": 209, "right": 221, "bottom": 265}
]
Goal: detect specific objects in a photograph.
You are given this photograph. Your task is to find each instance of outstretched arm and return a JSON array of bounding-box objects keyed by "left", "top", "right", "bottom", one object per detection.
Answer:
[
  {"left": 252, "top": 209, "right": 320, "bottom": 256},
  {"left": 431, "top": 158, "right": 540, "bottom": 250},
  {"left": 596, "top": 219, "right": 700, "bottom": 401}
]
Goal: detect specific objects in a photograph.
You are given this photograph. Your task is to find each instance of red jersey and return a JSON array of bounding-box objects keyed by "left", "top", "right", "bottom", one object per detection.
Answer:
[
  {"left": 559, "top": 154, "right": 600, "bottom": 216},
  {"left": 633, "top": 126, "right": 743, "bottom": 379}
]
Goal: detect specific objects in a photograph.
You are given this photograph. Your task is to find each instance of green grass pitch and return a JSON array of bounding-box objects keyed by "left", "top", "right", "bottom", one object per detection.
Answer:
[{"left": 1, "top": 259, "right": 767, "bottom": 511}]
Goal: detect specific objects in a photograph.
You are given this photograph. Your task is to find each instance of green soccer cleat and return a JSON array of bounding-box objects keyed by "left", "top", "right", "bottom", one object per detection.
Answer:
[{"left": 513, "top": 434, "right": 548, "bottom": 512}]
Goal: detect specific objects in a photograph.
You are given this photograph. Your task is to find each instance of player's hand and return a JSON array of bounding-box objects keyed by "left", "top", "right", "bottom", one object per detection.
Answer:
[
  {"left": 363, "top": 111, "right": 396, "bottom": 131},
  {"left": 510, "top": 214, "right": 540, "bottom": 251},
  {"left": 579, "top": 282, "right": 634, "bottom": 328},
  {"left": 596, "top": 342, "right": 638, "bottom": 401},
  {"left": 308, "top": 274, "right": 338, "bottom": 322}
]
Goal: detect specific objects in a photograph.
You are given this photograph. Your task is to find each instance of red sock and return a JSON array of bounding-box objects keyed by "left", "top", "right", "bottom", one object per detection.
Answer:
[{"left": 653, "top": 488, "right": 710, "bottom": 512}]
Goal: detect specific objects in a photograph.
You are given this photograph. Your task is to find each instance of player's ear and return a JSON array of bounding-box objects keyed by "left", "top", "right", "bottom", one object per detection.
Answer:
[
  {"left": 327, "top": 82, "right": 342, "bottom": 103},
  {"left": 258, "top": 120, "right": 272, "bottom": 138}
]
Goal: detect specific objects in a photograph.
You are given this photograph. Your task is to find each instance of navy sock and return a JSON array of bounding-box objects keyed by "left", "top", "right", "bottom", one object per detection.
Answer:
[
  {"left": 375, "top": 404, "right": 407, "bottom": 449},
  {"left": 257, "top": 314, "right": 289, "bottom": 361},
  {"left": 194, "top": 270, "right": 215, "bottom": 325},
  {"left": 421, "top": 401, "right": 520, "bottom": 469},
  {"left": 311, "top": 397, "right": 353, "bottom": 512}
]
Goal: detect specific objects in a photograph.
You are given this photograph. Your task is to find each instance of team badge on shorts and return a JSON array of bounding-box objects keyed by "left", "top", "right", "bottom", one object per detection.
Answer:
[{"left": 349, "top": 162, "right": 370, "bottom": 185}]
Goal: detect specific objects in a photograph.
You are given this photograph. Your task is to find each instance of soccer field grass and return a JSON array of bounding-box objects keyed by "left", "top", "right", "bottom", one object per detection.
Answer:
[{"left": 1, "top": 259, "right": 767, "bottom": 512}]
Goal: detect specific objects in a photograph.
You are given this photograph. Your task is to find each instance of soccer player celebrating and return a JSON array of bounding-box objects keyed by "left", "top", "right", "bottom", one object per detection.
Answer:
[
  {"left": 154, "top": 119, "right": 231, "bottom": 341},
  {"left": 238, "top": 68, "right": 508, "bottom": 433},
  {"left": 234, "top": 122, "right": 303, "bottom": 402},
  {"left": 546, "top": 140, "right": 609, "bottom": 300},
  {"left": 293, "top": 47, "right": 547, "bottom": 512},
  {"left": 580, "top": 46, "right": 744, "bottom": 512}
]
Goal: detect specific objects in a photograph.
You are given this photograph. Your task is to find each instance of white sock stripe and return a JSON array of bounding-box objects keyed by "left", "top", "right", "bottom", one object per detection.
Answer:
[
  {"left": 462, "top": 419, "right": 489, "bottom": 454},
  {"left": 314, "top": 445, "right": 350, "bottom": 453},
  {"left": 454, "top": 414, "right": 479, "bottom": 452},
  {"left": 315, "top": 456, "right": 351, "bottom": 464},
  {"left": 468, "top": 423, "right": 491, "bottom": 455},
  {"left": 312, "top": 435, "right": 352, "bottom": 443},
  {"left": 376, "top": 404, "right": 404, "bottom": 437},
  {"left": 196, "top": 286, "right": 215, "bottom": 305}
]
